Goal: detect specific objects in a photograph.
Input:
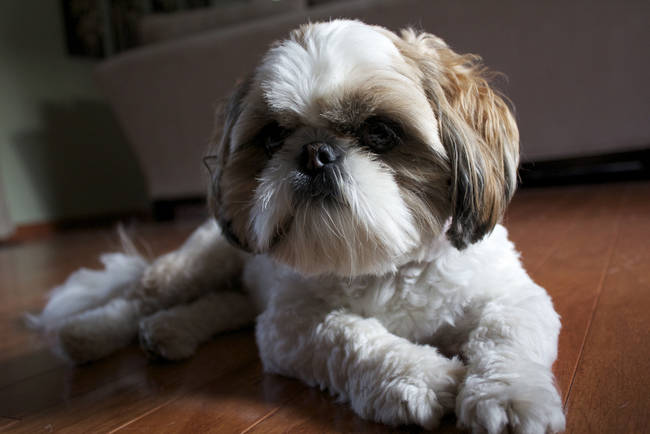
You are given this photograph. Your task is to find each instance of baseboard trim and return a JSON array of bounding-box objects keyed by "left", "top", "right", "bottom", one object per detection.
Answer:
[
  {"left": 2, "top": 210, "right": 150, "bottom": 244},
  {"left": 519, "top": 148, "right": 650, "bottom": 188}
]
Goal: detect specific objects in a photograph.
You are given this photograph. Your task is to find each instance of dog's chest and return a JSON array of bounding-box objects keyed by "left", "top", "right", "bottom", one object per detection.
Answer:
[
  {"left": 313, "top": 260, "right": 473, "bottom": 343},
  {"left": 245, "top": 251, "right": 477, "bottom": 344}
]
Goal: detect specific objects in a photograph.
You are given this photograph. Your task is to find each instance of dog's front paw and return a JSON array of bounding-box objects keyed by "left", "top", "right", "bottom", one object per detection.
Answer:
[
  {"left": 138, "top": 313, "right": 198, "bottom": 361},
  {"left": 456, "top": 371, "right": 565, "bottom": 434},
  {"left": 360, "top": 355, "right": 466, "bottom": 430}
]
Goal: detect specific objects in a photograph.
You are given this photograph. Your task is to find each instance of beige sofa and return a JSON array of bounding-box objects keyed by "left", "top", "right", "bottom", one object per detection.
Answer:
[{"left": 95, "top": 0, "right": 650, "bottom": 200}]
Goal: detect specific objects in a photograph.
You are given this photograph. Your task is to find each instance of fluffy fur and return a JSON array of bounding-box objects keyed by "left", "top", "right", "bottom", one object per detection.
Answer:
[{"left": 29, "top": 20, "right": 565, "bottom": 433}]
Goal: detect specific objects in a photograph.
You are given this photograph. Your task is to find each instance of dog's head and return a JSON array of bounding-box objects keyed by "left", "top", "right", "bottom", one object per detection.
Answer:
[{"left": 208, "top": 20, "right": 519, "bottom": 277}]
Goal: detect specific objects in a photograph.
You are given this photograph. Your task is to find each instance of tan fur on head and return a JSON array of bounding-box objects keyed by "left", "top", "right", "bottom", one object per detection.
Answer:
[{"left": 391, "top": 29, "right": 520, "bottom": 249}]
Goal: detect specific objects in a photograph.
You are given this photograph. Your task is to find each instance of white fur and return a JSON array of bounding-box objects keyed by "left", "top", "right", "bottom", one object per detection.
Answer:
[
  {"left": 247, "top": 224, "right": 564, "bottom": 433},
  {"left": 25, "top": 252, "right": 147, "bottom": 333},
  {"left": 30, "top": 20, "right": 565, "bottom": 433},
  {"left": 25, "top": 251, "right": 146, "bottom": 363},
  {"left": 258, "top": 20, "right": 403, "bottom": 121}
]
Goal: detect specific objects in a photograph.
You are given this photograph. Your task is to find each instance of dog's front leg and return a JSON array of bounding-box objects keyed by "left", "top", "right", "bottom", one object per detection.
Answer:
[
  {"left": 256, "top": 299, "right": 465, "bottom": 429},
  {"left": 456, "top": 286, "right": 565, "bottom": 434}
]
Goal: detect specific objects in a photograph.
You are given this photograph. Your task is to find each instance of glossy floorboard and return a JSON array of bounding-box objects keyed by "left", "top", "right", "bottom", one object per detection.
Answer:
[{"left": 1, "top": 182, "right": 648, "bottom": 433}]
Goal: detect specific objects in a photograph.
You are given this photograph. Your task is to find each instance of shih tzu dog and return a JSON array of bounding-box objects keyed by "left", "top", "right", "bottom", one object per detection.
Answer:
[{"left": 29, "top": 20, "right": 565, "bottom": 433}]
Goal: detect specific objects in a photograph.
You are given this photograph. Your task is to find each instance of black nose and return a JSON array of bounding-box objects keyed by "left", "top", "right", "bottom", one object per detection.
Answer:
[{"left": 299, "top": 142, "right": 340, "bottom": 173}]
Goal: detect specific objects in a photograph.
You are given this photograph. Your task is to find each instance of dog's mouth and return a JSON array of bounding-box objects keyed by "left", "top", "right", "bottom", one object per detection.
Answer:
[
  {"left": 250, "top": 163, "right": 349, "bottom": 256},
  {"left": 290, "top": 165, "right": 345, "bottom": 202},
  {"left": 266, "top": 189, "right": 345, "bottom": 254}
]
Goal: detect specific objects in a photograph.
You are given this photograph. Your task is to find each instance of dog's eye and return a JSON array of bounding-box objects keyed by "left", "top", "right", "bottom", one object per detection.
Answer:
[
  {"left": 256, "top": 121, "right": 290, "bottom": 156},
  {"left": 359, "top": 116, "right": 402, "bottom": 153}
]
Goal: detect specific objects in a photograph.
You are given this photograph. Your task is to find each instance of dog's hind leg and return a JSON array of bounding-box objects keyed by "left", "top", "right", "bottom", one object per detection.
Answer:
[
  {"left": 54, "top": 297, "right": 143, "bottom": 363},
  {"left": 31, "top": 219, "right": 245, "bottom": 363},
  {"left": 49, "top": 279, "right": 253, "bottom": 364},
  {"left": 138, "top": 290, "right": 255, "bottom": 360},
  {"left": 25, "top": 251, "right": 148, "bottom": 332}
]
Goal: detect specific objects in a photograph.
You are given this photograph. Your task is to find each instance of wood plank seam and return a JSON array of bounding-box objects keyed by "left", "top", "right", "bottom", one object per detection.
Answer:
[
  {"left": 562, "top": 182, "right": 650, "bottom": 433},
  {"left": 107, "top": 401, "right": 172, "bottom": 434},
  {"left": 561, "top": 187, "right": 625, "bottom": 410},
  {"left": 106, "top": 356, "right": 263, "bottom": 433},
  {"left": 239, "top": 405, "right": 284, "bottom": 434},
  {"left": 0, "top": 420, "right": 20, "bottom": 433}
]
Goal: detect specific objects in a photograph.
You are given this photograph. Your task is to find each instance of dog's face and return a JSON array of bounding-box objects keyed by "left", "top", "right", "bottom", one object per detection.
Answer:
[{"left": 209, "top": 20, "right": 519, "bottom": 277}]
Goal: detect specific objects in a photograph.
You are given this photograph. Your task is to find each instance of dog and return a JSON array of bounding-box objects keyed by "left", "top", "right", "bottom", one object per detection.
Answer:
[{"left": 29, "top": 20, "right": 565, "bottom": 433}]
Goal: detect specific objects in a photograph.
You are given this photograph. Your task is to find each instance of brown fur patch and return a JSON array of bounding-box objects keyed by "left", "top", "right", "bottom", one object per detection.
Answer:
[
  {"left": 208, "top": 79, "right": 270, "bottom": 251},
  {"left": 386, "top": 146, "right": 451, "bottom": 237},
  {"left": 389, "top": 29, "right": 520, "bottom": 249},
  {"left": 218, "top": 144, "right": 268, "bottom": 251}
]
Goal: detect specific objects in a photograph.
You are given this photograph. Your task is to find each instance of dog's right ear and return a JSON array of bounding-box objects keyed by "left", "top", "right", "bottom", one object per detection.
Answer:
[{"left": 206, "top": 78, "right": 251, "bottom": 215}]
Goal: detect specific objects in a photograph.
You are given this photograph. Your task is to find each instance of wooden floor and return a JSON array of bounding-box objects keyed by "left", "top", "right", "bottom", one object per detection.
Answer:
[{"left": 1, "top": 182, "right": 649, "bottom": 433}]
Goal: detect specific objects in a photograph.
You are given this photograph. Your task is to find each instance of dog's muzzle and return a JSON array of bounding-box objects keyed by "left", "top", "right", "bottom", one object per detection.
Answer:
[{"left": 293, "top": 142, "right": 343, "bottom": 200}]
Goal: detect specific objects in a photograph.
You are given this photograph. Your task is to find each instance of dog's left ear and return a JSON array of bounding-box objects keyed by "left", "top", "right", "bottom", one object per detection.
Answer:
[
  {"left": 206, "top": 78, "right": 251, "bottom": 216},
  {"left": 394, "top": 30, "right": 520, "bottom": 249}
]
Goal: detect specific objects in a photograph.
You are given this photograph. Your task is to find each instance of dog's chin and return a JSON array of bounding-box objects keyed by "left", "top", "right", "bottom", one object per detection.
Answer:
[{"left": 255, "top": 197, "right": 419, "bottom": 278}]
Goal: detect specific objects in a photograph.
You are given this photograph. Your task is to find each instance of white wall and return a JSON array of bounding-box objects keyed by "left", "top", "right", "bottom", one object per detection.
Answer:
[{"left": 0, "top": 0, "right": 148, "bottom": 227}]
